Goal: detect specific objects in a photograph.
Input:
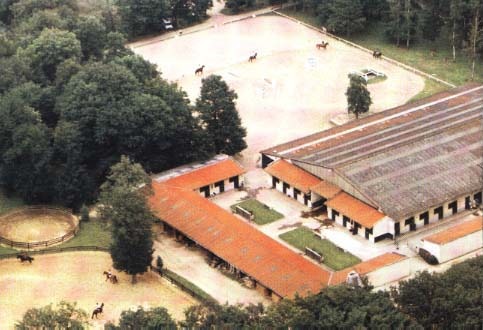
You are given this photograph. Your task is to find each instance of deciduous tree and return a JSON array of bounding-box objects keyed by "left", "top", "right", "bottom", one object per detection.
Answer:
[
  {"left": 346, "top": 74, "right": 372, "bottom": 119},
  {"left": 196, "top": 75, "right": 247, "bottom": 156},
  {"left": 15, "top": 301, "right": 88, "bottom": 329},
  {"left": 99, "top": 156, "right": 154, "bottom": 284}
]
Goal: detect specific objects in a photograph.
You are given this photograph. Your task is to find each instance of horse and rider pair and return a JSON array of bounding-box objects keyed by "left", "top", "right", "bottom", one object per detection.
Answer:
[{"left": 103, "top": 270, "right": 118, "bottom": 284}]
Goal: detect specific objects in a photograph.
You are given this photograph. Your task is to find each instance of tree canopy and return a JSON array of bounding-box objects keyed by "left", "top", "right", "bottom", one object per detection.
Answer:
[
  {"left": 99, "top": 156, "right": 154, "bottom": 284},
  {"left": 196, "top": 75, "right": 247, "bottom": 156},
  {"left": 346, "top": 74, "right": 372, "bottom": 119},
  {"left": 0, "top": 0, "right": 216, "bottom": 210},
  {"left": 15, "top": 301, "right": 88, "bottom": 329}
]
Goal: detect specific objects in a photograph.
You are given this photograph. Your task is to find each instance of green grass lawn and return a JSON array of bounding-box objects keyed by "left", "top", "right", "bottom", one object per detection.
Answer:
[
  {"left": 280, "top": 227, "right": 360, "bottom": 271},
  {"left": 231, "top": 199, "right": 284, "bottom": 225},
  {"left": 0, "top": 188, "right": 25, "bottom": 215},
  {"left": 277, "top": 9, "right": 483, "bottom": 98},
  {"left": 60, "top": 220, "right": 112, "bottom": 249}
]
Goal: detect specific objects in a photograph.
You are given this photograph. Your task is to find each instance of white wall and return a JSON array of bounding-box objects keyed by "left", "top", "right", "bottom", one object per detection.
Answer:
[
  {"left": 367, "top": 258, "right": 411, "bottom": 287},
  {"left": 437, "top": 231, "right": 482, "bottom": 263},
  {"left": 198, "top": 175, "right": 243, "bottom": 197},
  {"left": 271, "top": 176, "right": 311, "bottom": 207}
]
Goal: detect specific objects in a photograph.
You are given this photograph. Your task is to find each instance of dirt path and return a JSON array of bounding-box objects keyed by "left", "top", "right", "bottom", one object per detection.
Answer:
[{"left": 0, "top": 252, "right": 196, "bottom": 329}]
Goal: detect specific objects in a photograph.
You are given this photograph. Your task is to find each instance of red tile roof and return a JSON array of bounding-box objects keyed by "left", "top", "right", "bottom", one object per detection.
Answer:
[
  {"left": 325, "top": 192, "right": 386, "bottom": 228},
  {"left": 149, "top": 182, "right": 330, "bottom": 298},
  {"left": 311, "top": 181, "right": 342, "bottom": 199},
  {"left": 265, "top": 160, "right": 321, "bottom": 194},
  {"left": 330, "top": 253, "right": 407, "bottom": 285},
  {"left": 161, "top": 159, "right": 245, "bottom": 190},
  {"left": 423, "top": 217, "right": 483, "bottom": 244}
]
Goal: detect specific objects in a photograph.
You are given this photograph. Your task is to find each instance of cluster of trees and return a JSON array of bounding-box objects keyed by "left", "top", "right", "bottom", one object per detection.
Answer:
[
  {"left": 16, "top": 254, "right": 483, "bottom": 328},
  {"left": 291, "top": 0, "right": 482, "bottom": 66},
  {"left": 117, "top": 0, "right": 213, "bottom": 38},
  {"left": 0, "top": 0, "right": 246, "bottom": 210}
]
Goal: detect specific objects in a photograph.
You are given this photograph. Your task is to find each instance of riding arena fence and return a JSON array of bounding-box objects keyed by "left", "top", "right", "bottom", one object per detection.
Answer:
[
  {"left": 0, "top": 205, "right": 79, "bottom": 250},
  {"left": 273, "top": 10, "right": 456, "bottom": 89},
  {"left": 0, "top": 245, "right": 109, "bottom": 260}
]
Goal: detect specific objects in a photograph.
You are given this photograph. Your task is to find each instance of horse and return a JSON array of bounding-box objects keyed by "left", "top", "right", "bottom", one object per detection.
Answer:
[
  {"left": 103, "top": 271, "right": 118, "bottom": 284},
  {"left": 92, "top": 303, "right": 104, "bottom": 319},
  {"left": 195, "top": 65, "right": 205, "bottom": 75},
  {"left": 248, "top": 52, "right": 257, "bottom": 62},
  {"left": 373, "top": 50, "right": 382, "bottom": 59},
  {"left": 316, "top": 42, "right": 328, "bottom": 50},
  {"left": 16, "top": 254, "right": 34, "bottom": 263}
]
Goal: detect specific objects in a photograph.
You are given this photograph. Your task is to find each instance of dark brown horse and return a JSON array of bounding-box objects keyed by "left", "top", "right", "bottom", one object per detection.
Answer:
[
  {"left": 316, "top": 41, "right": 328, "bottom": 49},
  {"left": 249, "top": 52, "right": 257, "bottom": 62},
  {"left": 103, "top": 271, "right": 118, "bottom": 284},
  {"left": 373, "top": 50, "right": 382, "bottom": 59},
  {"left": 92, "top": 303, "right": 104, "bottom": 319},
  {"left": 195, "top": 65, "right": 205, "bottom": 75},
  {"left": 16, "top": 254, "right": 34, "bottom": 263}
]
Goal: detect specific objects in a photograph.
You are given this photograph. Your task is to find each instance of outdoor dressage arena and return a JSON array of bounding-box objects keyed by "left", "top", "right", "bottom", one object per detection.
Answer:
[
  {"left": 132, "top": 14, "right": 424, "bottom": 168},
  {"left": 0, "top": 252, "right": 196, "bottom": 329}
]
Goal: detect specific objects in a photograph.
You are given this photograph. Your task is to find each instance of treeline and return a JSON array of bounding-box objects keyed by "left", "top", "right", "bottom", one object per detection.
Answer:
[
  {"left": 16, "top": 255, "right": 483, "bottom": 329},
  {"left": 0, "top": 0, "right": 245, "bottom": 210},
  {"left": 116, "top": 0, "right": 213, "bottom": 38},
  {"left": 237, "top": 0, "right": 482, "bottom": 72}
]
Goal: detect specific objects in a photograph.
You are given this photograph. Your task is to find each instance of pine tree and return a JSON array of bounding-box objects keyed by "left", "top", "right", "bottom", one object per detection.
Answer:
[
  {"left": 196, "top": 75, "right": 247, "bottom": 156},
  {"left": 346, "top": 74, "right": 372, "bottom": 119}
]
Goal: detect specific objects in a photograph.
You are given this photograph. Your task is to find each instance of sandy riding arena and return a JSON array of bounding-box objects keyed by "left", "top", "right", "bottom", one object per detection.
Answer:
[
  {"left": 0, "top": 208, "right": 77, "bottom": 245},
  {"left": 0, "top": 252, "right": 197, "bottom": 329},
  {"left": 132, "top": 14, "right": 424, "bottom": 168}
]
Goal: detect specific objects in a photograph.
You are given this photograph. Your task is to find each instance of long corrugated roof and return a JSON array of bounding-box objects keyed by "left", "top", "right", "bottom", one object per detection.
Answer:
[
  {"left": 265, "top": 159, "right": 321, "bottom": 194},
  {"left": 262, "top": 84, "right": 483, "bottom": 220},
  {"left": 160, "top": 158, "right": 245, "bottom": 190},
  {"left": 325, "top": 192, "right": 386, "bottom": 228},
  {"left": 149, "top": 182, "right": 330, "bottom": 298},
  {"left": 423, "top": 217, "right": 483, "bottom": 244},
  {"left": 330, "top": 252, "right": 407, "bottom": 285}
]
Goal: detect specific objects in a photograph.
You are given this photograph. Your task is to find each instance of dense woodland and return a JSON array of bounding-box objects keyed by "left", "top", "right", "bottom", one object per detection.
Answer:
[
  {"left": 16, "top": 255, "right": 483, "bottom": 328},
  {"left": 0, "top": 0, "right": 248, "bottom": 210}
]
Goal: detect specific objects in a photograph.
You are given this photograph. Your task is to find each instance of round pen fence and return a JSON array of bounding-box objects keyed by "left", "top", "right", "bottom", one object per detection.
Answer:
[{"left": 0, "top": 206, "right": 79, "bottom": 250}]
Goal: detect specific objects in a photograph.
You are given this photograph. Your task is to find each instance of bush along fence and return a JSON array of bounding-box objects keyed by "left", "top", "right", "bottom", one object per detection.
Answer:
[
  {"left": 273, "top": 10, "right": 456, "bottom": 88},
  {"left": 0, "top": 205, "right": 79, "bottom": 250},
  {"left": 152, "top": 266, "right": 217, "bottom": 304}
]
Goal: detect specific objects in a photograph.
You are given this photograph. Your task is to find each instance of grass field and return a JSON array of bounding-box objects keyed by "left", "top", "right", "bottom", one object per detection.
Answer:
[
  {"left": 0, "top": 188, "right": 25, "bottom": 215},
  {"left": 280, "top": 227, "right": 360, "bottom": 271},
  {"left": 0, "top": 220, "right": 112, "bottom": 256},
  {"left": 60, "top": 220, "right": 112, "bottom": 249},
  {"left": 231, "top": 199, "right": 284, "bottom": 225},
  {"left": 278, "top": 9, "right": 483, "bottom": 99}
]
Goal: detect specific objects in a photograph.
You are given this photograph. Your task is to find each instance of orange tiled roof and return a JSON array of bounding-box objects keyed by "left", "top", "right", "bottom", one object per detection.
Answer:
[
  {"left": 161, "top": 158, "right": 245, "bottom": 190},
  {"left": 423, "top": 217, "right": 483, "bottom": 245},
  {"left": 149, "top": 182, "right": 330, "bottom": 298},
  {"left": 311, "top": 181, "right": 342, "bottom": 199},
  {"left": 325, "top": 192, "right": 385, "bottom": 228},
  {"left": 330, "top": 253, "right": 407, "bottom": 285},
  {"left": 265, "top": 160, "right": 321, "bottom": 194}
]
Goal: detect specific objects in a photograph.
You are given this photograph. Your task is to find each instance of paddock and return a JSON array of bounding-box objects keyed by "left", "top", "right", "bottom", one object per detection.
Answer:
[
  {"left": 0, "top": 251, "right": 197, "bottom": 329},
  {"left": 0, "top": 207, "right": 78, "bottom": 248},
  {"left": 131, "top": 14, "right": 424, "bottom": 168}
]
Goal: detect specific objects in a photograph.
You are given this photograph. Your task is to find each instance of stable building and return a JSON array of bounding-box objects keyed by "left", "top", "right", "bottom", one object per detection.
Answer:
[
  {"left": 329, "top": 252, "right": 410, "bottom": 287},
  {"left": 154, "top": 155, "right": 245, "bottom": 197},
  {"left": 149, "top": 182, "right": 331, "bottom": 300},
  {"left": 262, "top": 84, "right": 483, "bottom": 242},
  {"left": 420, "top": 216, "right": 483, "bottom": 263}
]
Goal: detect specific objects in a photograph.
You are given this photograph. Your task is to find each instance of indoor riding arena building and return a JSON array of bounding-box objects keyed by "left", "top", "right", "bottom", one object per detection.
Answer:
[{"left": 261, "top": 84, "right": 483, "bottom": 243}]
